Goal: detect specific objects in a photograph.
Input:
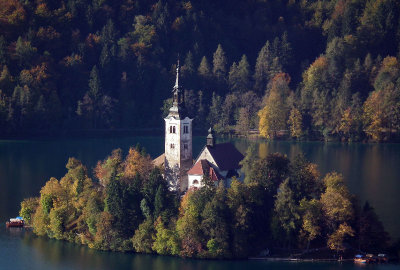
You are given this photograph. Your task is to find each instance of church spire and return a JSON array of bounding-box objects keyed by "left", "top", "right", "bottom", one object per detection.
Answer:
[
  {"left": 174, "top": 60, "right": 180, "bottom": 89},
  {"left": 172, "top": 59, "right": 183, "bottom": 105},
  {"left": 168, "top": 59, "right": 186, "bottom": 118}
]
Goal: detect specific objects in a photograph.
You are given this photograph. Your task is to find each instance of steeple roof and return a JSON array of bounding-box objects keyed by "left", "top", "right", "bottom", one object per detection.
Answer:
[
  {"left": 167, "top": 60, "right": 187, "bottom": 119},
  {"left": 174, "top": 60, "right": 180, "bottom": 90}
]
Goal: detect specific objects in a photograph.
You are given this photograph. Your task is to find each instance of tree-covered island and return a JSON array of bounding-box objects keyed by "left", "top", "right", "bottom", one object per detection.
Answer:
[{"left": 19, "top": 145, "right": 391, "bottom": 259}]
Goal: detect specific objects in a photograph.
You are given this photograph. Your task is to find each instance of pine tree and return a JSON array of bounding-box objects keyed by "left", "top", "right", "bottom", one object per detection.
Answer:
[
  {"left": 363, "top": 53, "right": 373, "bottom": 74},
  {"left": 272, "top": 37, "right": 280, "bottom": 60},
  {"left": 183, "top": 51, "right": 195, "bottom": 77},
  {"left": 89, "top": 65, "right": 102, "bottom": 101},
  {"left": 279, "top": 32, "right": 292, "bottom": 68},
  {"left": 236, "top": 107, "right": 250, "bottom": 135},
  {"left": 239, "top": 144, "right": 258, "bottom": 184},
  {"left": 154, "top": 184, "right": 165, "bottom": 218},
  {"left": 208, "top": 92, "right": 222, "bottom": 130},
  {"left": 359, "top": 201, "right": 390, "bottom": 252},
  {"left": 198, "top": 56, "right": 211, "bottom": 78},
  {"left": 34, "top": 95, "right": 46, "bottom": 123},
  {"left": 101, "top": 19, "right": 117, "bottom": 46},
  {"left": 212, "top": 44, "right": 227, "bottom": 81},
  {"left": 228, "top": 62, "right": 239, "bottom": 91},
  {"left": 0, "top": 65, "right": 13, "bottom": 95},
  {"left": 274, "top": 178, "right": 300, "bottom": 246},
  {"left": 77, "top": 65, "right": 103, "bottom": 128},
  {"left": 15, "top": 37, "right": 37, "bottom": 67},
  {"left": 100, "top": 43, "right": 111, "bottom": 68},
  {"left": 236, "top": 54, "right": 250, "bottom": 91},
  {"left": 269, "top": 57, "right": 283, "bottom": 79},
  {"left": 254, "top": 41, "right": 273, "bottom": 93}
]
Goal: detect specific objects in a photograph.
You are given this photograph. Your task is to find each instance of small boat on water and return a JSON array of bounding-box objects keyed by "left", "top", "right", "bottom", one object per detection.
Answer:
[
  {"left": 366, "top": 254, "right": 377, "bottom": 263},
  {"left": 354, "top": 254, "right": 367, "bottom": 263},
  {"left": 6, "top": 217, "right": 24, "bottom": 228},
  {"left": 354, "top": 253, "right": 388, "bottom": 264},
  {"left": 378, "top": 254, "right": 388, "bottom": 263}
]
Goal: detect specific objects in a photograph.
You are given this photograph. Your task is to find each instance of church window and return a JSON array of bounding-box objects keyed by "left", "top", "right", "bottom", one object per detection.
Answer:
[
  {"left": 193, "top": 180, "right": 199, "bottom": 185},
  {"left": 173, "top": 126, "right": 176, "bottom": 133},
  {"left": 183, "top": 125, "right": 189, "bottom": 134},
  {"left": 170, "top": 144, "right": 175, "bottom": 149}
]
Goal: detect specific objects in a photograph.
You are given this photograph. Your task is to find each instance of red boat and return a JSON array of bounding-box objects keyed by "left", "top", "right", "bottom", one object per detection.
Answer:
[{"left": 6, "top": 217, "right": 24, "bottom": 228}]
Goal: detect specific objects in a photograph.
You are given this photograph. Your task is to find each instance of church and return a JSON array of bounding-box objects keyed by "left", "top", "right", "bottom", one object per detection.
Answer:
[{"left": 154, "top": 61, "right": 244, "bottom": 191}]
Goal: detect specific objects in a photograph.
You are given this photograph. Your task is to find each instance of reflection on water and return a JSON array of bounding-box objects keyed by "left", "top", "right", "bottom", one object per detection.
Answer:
[{"left": 1, "top": 222, "right": 400, "bottom": 269}]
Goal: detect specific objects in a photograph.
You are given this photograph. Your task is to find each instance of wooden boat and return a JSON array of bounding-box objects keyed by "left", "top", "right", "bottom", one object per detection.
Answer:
[
  {"left": 354, "top": 254, "right": 367, "bottom": 264},
  {"left": 378, "top": 254, "right": 388, "bottom": 263},
  {"left": 366, "top": 254, "right": 377, "bottom": 263},
  {"left": 6, "top": 217, "right": 24, "bottom": 228}
]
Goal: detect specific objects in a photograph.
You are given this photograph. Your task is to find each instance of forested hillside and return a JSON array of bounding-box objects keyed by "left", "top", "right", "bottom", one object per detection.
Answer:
[{"left": 0, "top": 0, "right": 399, "bottom": 141}]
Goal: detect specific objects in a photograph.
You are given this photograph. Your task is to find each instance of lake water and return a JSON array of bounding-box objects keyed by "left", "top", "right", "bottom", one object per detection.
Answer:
[{"left": 0, "top": 136, "right": 399, "bottom": 270}]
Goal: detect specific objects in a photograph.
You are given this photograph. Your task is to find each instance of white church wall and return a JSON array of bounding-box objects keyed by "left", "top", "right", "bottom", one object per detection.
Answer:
[
  {"left": 188, "top": 174, "right": 203, "bottom": 189},
  {"left": 164, "top": 116, "right": 193, "bottom": 191},
  {"left": 196, "top": 148, "right": 217, "bottom": 168}
]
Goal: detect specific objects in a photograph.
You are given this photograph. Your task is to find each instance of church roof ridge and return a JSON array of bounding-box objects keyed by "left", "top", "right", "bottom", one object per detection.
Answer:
[
  {"left": 205, "top": 142, "right": 244, "bottom": 171},
  {"left": 194, "top": 142, "right": 244, "bottom": 172}
]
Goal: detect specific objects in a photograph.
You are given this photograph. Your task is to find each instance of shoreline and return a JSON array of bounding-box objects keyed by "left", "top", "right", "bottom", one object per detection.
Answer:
[
  {"left": 0, "top": 126, "right": 399, "bottom": 143},
  {"left": 249, "top": 257, "right": 351, "bottom": 262},
  {"left": 1, "top": 131, "right": 400, "bottom": 144},
  {"left": 249, "top": 257, "right": 399, "bottom": 263}
]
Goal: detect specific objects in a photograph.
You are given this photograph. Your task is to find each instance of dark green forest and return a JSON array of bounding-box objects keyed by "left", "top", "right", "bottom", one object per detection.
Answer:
[{"left": 0, "top": 0, "right": 399, "bottom": 141}]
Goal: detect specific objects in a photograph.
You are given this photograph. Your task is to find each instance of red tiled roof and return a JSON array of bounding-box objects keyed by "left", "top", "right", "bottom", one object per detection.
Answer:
[
  {"left": 187, "top": 159, "right": 207, "bottom": 175},
  {"left": 188, "top": 159, "right": 223, "bottom": 181},
  {"left": 209, "top": 166, "right": 222, "bottom": 181}
]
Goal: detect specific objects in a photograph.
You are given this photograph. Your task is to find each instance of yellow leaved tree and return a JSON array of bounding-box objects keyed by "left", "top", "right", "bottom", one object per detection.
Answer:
[{"left": 258, "top": 73, "right": 290, "bottom": 139}]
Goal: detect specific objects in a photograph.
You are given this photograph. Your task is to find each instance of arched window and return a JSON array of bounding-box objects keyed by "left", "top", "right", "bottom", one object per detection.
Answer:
[
  {"left": 169, "top": 126, "right": 172, "bottom": 133},
  {"left": 193, "top": 179, "right": 199, "bottom": 185},
  {"left": 173, "top": 126, "right": 176, "bottom": 133}
]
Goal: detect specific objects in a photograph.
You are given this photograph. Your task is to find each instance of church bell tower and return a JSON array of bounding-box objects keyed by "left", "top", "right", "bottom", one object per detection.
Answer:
[{"left": 164, "top": 61, "right": 193, "bottom": 191}]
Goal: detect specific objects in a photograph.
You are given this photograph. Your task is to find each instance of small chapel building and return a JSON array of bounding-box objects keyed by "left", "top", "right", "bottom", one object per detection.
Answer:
[
  {"left": 187, "top": 128, "right": 244, "bottom": 189},
  {"left": 154, "top": 61, "right": 244, "bottom": 191}
]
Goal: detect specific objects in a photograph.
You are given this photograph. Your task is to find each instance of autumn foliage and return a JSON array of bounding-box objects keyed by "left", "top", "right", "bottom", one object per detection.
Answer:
[{"left": 20, "top": 146, "right": 390, "bottom": 258}]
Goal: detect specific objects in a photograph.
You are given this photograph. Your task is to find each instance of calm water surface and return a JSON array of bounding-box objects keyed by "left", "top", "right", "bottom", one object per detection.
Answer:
[{"left": 0, "top": 136, "right": 399, "bottom": 270}]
